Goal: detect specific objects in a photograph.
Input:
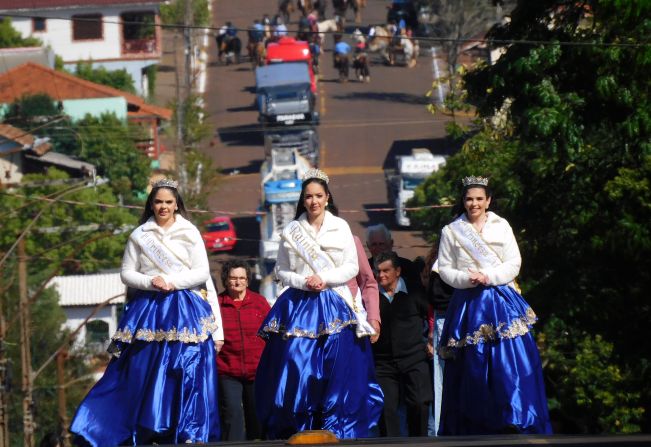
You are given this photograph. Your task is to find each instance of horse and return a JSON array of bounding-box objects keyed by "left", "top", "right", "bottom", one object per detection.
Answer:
[
  {"left": 353, "top": 52, "right": 370, "bottom": 82},
  {"left": 278, "top": 0, "right": 294, "bottom": 24},
  {"left": 297, "top": 0, "right": 313, "bottom": 16},
  {"left": 219, "top": 35, "right": 242, "bottom": 65},
  {"left": 316, "top": 16, "right": 343, "bottom": 48},
  {"left": 332, "top": 0, "right": 365, "bottom": 23},
  {"left": 334, "top": 53, "right": 349, "bottom": 82},
  {"left": 367, "top": 26, "right": 418, "bottom": 67},
  {"left": 247, "top": 40, "right": 266, "bottom": 69}
]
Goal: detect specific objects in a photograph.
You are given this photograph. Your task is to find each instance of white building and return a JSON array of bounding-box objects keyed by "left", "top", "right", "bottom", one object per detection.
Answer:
[
  {"left": 0, "top": 0, "right": 164, "bottom": 96},
  {"left": 48, "top": 271, "right": 126, "bottom": 352}
]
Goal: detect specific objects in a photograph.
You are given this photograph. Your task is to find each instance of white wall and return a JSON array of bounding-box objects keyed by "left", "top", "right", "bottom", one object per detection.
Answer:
[
  {"left": 11, "top": 5, "right": 157, "bottom": 63},
  {"left": 63, "top": 305, "right": 118, "bottom": 351}
]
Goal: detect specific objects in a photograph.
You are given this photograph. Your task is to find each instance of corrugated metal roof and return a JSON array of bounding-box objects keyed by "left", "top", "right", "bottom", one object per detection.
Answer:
[{"left": 49, "top": 272, "right": 126, "bottom": 306}]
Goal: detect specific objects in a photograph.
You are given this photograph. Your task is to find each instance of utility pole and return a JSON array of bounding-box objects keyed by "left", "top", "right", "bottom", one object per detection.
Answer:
[
  {"left": 56, "top": 349, "right": 69, "bottom": 447},
  {"left": 0, "top": 260, "right": 9, "bottom": 447},
  {"left": 18, "top": 239, "right": 34, "bottom": 447}
]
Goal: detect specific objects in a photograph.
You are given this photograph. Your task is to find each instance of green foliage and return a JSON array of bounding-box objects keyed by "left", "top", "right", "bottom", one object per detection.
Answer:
[
  {"left": 0, "top": 17, "right": 41, "bottom": 48},
  {"left": 74, "top": 62, "right": 136, "bottom": 94},
  {"left": 3, "top": 94, "right": 61, "bottom": 128},
  {"left": 0, "top": 169, "right": 139, "bottom": 442},
  {"left": 49, "top": 114, "right": 152, "bottom": 202},
  {"left": 160, "top": 0, "right": 210, "bottom": 27},
  {"left": 180, "top": 148, "right": 220, "bottom": 219},
  {"left": 412, "top": 0, "right": 651, "bottom": 432},
  {"left": 170, "top": 93, "right": 212, "bottom": 149},
  {"left": 540, "top": 318, "right": 645, "bottom": 433},
  {"left": 144, "top": 64, "right": 158, "bottom": 101}
]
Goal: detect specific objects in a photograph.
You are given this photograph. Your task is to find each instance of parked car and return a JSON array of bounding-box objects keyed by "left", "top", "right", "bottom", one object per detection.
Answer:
[{"left": 202, "top": 216, "right": 237, "bottom": 252}]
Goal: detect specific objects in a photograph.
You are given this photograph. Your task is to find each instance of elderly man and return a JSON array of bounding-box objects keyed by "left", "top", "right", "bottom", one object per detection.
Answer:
[
  {"left": 372, "top": 251, "right": 432, "bottom": 437},
  {"left": 366, "top": 224, "right": 419, "bottom": 287}
]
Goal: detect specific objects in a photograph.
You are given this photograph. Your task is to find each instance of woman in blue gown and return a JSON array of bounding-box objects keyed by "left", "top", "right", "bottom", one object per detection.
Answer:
[
  {"left": 255, "top": 169, "right": 383, "bottom": 439},
  {"left": 437, "top": 176, "right": 552, "bottom": 435},
  {"left": 70, "top": 179, "right": 222, "bottom": 445}
]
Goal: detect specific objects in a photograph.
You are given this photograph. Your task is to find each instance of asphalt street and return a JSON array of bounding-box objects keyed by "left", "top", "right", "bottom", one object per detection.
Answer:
[{"left": 202, "top": 0, "right": 458, "bottom": 282}]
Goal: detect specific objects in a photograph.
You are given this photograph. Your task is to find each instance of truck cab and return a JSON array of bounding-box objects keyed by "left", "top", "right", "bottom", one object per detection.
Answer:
[
  {"left": 387, "top": 148, "right": 446, "bottom": 227},
  {"left": 264, "top": 127, "right": 319, "bottom": 167},
  {"left": 265, "top": 37, "right": 317, "bottom": 93},
  {"left": 256, "top": 62, "right": 318, "bottom": 127}
]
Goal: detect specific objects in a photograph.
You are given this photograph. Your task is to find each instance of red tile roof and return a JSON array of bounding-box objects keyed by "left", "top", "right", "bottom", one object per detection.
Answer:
[
  {"left": 0, "top": 0, "right": 163, "bottom": 11},
  {"left": 0, "top": 123, "right": 52, "bottom": 155},
  {"left": 0, "top": 62, "right": 172, "bottom": 120}
]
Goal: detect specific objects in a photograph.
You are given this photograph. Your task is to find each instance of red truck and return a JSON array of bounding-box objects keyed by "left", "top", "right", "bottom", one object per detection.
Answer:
[{"left": 265, "top": 37, "right": 317, "bottom": 93}]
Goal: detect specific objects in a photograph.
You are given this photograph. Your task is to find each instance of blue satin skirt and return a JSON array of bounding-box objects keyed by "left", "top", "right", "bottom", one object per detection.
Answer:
[
  {"left": 438, "top": 285, "right": 552, "bottom": 435},
  {"left": 69, "top": 289, "right": 221, "bottom": 446},
  {"left": 255, "top": 287, "right": 383, "bottom": 439}
]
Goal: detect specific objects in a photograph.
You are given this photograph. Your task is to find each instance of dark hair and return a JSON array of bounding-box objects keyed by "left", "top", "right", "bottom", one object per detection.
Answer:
[
  {"left": 452, "top": 184, "right": 493, "bottom": 218},
  {"left": 294, "top": 178, "right": 339, "bottom": 220},
  {"left": 220, "top": 259, "right": 252, "bottom": 288},
  {"left": 374, "top": 251, "right": 400, "bottom": 270},
  {"left": 139, "top": 186, "right": 188, "bottom": 225}
]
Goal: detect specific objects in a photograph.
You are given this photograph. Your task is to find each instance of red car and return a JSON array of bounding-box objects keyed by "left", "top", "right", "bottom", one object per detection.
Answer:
[{"left": 202, "top": 216, "right": 237, "bottom": 252}]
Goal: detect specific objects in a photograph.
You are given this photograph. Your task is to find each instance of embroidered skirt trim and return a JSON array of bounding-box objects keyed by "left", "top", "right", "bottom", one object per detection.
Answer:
[
  {"left": 440, "top": 307, "right": 537, "bottom": 358},
  {"left": 259, "top": 317, "right": 358, "bottom": 340},
  {"left": 112, "top": 316, "right": 218, "bottom": 344}
]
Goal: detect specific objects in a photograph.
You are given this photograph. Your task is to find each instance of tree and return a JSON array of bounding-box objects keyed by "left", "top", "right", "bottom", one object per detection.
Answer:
[
  {"left": 411, "top": 0, "right": 650, "bottom": 432},
  {"left": 160, "top": 0, "right": 210, "bottom": 27},
  {"left": 0, "top": 169, "right": 140, "bottom": 444},
  {"left": 74, "top": 62, "right": 136, "bottom": 94},
  {"left": 0, "top": 17, "right": 41, "bottom": 48},
  {"left": 3, "top": 94, "right": 61, "bottom": 129},
  {"left": 50, "top": 113, "right": 152, "bottom": 203}
]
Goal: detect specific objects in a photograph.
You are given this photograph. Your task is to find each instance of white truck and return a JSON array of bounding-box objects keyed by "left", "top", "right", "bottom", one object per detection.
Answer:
[{"left": 386, "top": 148, "right": 446, "bottom": 227}]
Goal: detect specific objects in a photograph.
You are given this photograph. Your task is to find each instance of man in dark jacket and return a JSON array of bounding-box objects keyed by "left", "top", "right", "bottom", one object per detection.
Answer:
[
  {"left": 366, "top": 224, "right": 420, "bottom": 288},
  {"left": 372, "top": 251, "right": 432, "bottom": 437}
]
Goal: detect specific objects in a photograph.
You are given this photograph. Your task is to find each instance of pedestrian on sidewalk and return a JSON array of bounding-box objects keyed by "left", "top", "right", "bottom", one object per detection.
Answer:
[{"left": 217, "top": 260, "right": 270, "bottom": 441}]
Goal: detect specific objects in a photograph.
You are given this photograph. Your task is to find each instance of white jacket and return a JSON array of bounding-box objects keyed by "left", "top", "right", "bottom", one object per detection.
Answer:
[
  {"left": 120, "top": 214, "right": 223, "bottom": 340},
  {"left": 438, "top": 212, "right": 521, "bottom": 289},
  {"left": 275, "top": 211, "right": 359, "bottom": 290}
]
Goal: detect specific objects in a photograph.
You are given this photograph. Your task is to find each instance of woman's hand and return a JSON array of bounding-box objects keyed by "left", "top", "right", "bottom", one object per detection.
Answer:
[
  {"left": 305, "top": 274, "right": 325, "bottom": 291},
  {"left": 151, "top": 276, "right": 173, "bottom": 291},
  {"left": 369, "top": 320, "right": 381, "bottom": 344},
  {"left": 215, "top": 340, "right": 224, "bottom": 353},
  {"left": 468, "top": 269, "right": 489, "bottom": 287}
]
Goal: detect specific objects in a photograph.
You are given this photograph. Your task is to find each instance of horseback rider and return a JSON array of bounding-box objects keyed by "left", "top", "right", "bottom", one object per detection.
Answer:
[
  {"left": 334, "top": 36, "right": 351, "bottom": 81},
  {"left": 249, "top": 19, "right": 265, "bottom": 43},
  {"left": 353, "top": 29, "right": 370, "bottom": 82}
]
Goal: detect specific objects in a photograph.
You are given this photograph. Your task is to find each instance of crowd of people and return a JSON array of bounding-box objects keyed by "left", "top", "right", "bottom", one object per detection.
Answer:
[
  {"left": 215, "top": 2, "right": 419, "bottom": 82},
  {"left": 65, "top": 171, "right": 552, "bottom": 445}
]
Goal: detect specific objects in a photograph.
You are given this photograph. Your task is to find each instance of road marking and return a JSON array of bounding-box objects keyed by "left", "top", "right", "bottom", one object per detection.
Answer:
[
  {"left": 320, "top": 87, "right": 326, "bottom": 116},
  {"left": 324, "top": 166, "right": 384, "bottom": 176}
]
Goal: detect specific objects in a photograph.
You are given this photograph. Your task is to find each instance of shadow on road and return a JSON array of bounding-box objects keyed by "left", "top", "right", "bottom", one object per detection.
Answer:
[
  {"left": 332, "top": 91, "right": 430, "bottom": 105},
  {"left": 216, "top": 124, "right": 264, "bottom": 147},
  {"left": 220, "top": 159, "right": 264, "bottom": 175},
  {"left": 227, "top": 104, "right": 257, "bottom": 112}
]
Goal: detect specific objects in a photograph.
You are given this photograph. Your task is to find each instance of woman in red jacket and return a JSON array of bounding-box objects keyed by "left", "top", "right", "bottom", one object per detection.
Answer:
[{"left": 217, "top": 260, "right": 271, "bottom": 441}]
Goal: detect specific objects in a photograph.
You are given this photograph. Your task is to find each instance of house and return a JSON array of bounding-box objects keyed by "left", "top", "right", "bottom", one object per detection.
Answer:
[
  {"left": 0, "top": 62, "right": 172, "bottom": 160},
  {"left": 48, "top": 271, "right": 126, "bottom": 352},
  {"left": 0, "top": 0, "right": 165, "bottom": 96},
  {"left": 0, "top": 123, "right": 95, "bottom": 185}
]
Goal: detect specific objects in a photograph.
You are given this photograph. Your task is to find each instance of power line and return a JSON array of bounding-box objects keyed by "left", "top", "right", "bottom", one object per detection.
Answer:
[{"left": 3, "top": 12, "right": 650, "bottom": 48}]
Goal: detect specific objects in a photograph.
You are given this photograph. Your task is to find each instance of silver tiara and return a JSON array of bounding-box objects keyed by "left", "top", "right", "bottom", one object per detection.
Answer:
[
  {"left": 462, "top": 176, "right": 489, "bottom": 187},
  {"left": 151, "top": 178, "right": 178, "bottom": 189},
  {"left": 302, "top": 168, "right": 329, "bottom": 184}
]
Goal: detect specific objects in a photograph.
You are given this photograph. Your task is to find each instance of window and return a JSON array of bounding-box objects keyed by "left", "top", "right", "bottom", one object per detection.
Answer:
[
  {"left": 72, "top": 14, "right": 102, "bottom": 40},
  {"left": 32, "top": 17, "right": 46, "bottom": 32}
]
